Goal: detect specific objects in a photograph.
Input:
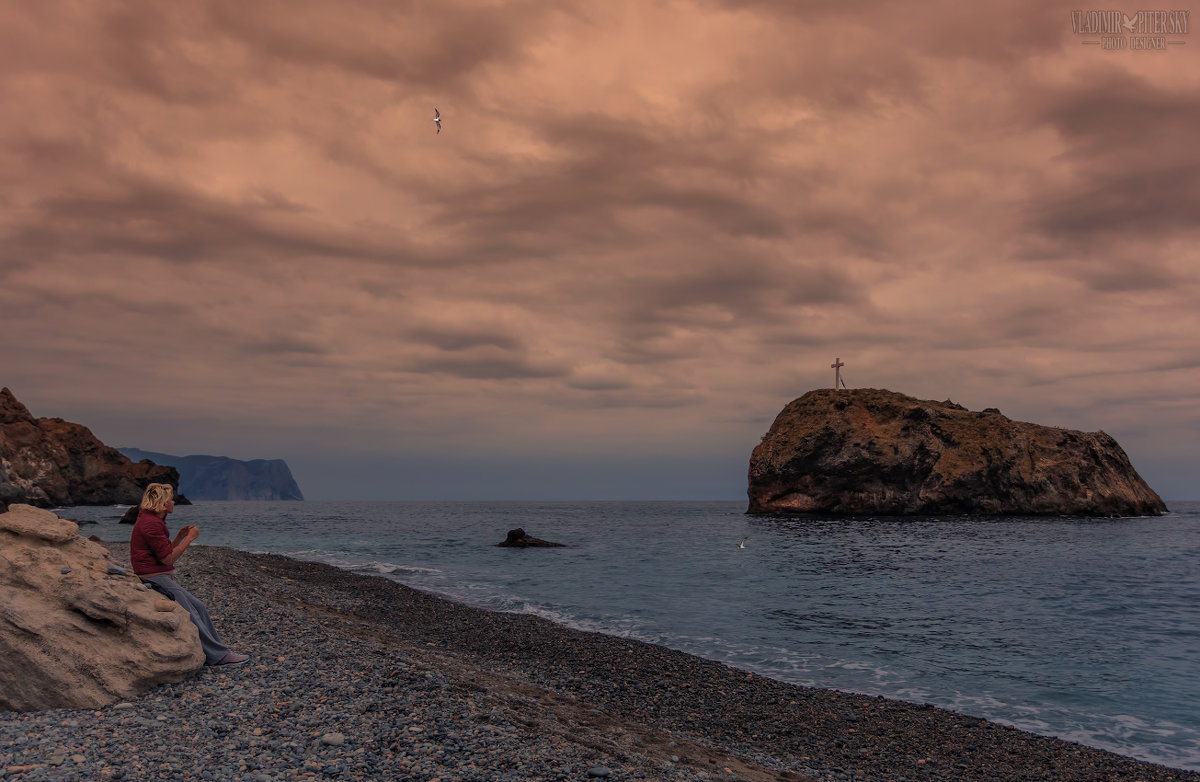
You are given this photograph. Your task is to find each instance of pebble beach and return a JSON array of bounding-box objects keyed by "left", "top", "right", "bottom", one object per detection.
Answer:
[{"left": 2, "top": 544, "right": 1197, "bottom": 782}]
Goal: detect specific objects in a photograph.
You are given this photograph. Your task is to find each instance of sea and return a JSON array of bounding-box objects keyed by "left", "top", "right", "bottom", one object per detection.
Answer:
[{"left": 63, "top": 500, "right": 1200, "bottom": 772}]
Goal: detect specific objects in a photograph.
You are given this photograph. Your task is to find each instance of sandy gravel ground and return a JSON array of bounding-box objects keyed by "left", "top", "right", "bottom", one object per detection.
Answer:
[{"left": 1, "top": 544, "right": 1196, "bottom": 782}]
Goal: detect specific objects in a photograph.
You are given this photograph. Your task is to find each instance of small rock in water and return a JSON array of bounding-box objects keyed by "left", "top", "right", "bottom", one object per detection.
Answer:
[
  {"left": 496, "top": 527, "right": 565, "bottom": 547},
  {"left": 587, "top": 767, "right": 612, "bottom": 778},
  {"left": 320, "top": 732, "right": 346, "bottom": 746}
]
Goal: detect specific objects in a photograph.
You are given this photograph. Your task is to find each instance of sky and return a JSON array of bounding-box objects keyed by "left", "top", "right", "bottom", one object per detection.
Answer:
[{"left": 2, "top": 1, "right": 1197, "bottom": 501}]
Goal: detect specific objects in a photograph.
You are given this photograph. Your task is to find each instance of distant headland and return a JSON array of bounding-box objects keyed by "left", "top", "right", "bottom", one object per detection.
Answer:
[
  {"left": 748, "top": 388, "right": 1166, "bottom": 517},
  {"left": 118, "top": 449, "right": 304, "bottom": 502}
]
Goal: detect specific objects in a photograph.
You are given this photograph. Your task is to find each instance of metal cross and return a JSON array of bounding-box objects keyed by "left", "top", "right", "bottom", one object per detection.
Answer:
[{"left": 832, "top": 357, "right": 845, "bottom": 389}]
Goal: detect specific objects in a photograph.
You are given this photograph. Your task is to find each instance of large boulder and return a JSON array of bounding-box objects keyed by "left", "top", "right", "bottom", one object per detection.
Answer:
[
  {"left": 0, "top": 387, "right": 179, "bottom": 508},
  {"left": 748, "top": 388, "right": 1167, "bottom": 517},
  {"left": 0, "top": 505, "right": 204, "bottom": 710}
]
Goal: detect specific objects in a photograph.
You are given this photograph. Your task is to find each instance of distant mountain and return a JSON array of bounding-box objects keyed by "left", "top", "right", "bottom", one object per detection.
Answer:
[{"left": 118, "top": 448, "right": 304, "bottom": 502}]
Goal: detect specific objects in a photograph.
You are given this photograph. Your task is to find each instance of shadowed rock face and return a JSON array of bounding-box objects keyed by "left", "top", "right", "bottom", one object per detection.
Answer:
[
  {"left": 0, "top": 388, "right": 179, "bottom": 508},
  {"left": 0, "top": 505, "right": 204, "bottom": 710},
  {"left": 748, "top": 388, "right": 1167, "bottom": 517}
]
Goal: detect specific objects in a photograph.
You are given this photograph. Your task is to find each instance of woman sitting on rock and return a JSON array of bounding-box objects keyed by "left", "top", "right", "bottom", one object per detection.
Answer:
[{"left": 130, "top": 483, "right": 249, "bottom": 667}]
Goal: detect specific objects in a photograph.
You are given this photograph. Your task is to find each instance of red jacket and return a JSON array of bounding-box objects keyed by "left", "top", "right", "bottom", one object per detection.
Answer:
[{"left": 130, "top": 509, "right": 175, "bottom": 577}]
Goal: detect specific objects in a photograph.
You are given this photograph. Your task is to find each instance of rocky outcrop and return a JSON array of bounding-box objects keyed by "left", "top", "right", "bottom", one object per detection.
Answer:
[
  {"left": 0, "top": 388, "right": 180, "bottom": 508},
  {"left": 0, "top": 505, "right": 204, "bottom": 710},
  {"left": 748, "top": 388, "right": 1166, "bottom": 517},
  {"left": 118, "top": 448, "right": 304, "bottom": 501},
  {"left": 497, "top": 528, "right": 565, "bottom": 547}
]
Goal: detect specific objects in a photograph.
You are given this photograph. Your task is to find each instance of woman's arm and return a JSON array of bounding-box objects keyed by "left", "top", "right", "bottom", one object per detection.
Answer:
[{"left": 162, "top": 525, "right": 200, "bottom": 567}]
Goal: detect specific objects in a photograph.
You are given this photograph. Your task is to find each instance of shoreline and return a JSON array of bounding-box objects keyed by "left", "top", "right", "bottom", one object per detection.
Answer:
[{"left": 2, "top": 544, "right": 1196, "bottom": 781}]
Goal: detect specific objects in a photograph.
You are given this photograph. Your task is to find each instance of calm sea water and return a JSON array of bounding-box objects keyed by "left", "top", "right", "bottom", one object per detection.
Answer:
[{"left": 66, "top": 500, "right": 1200, "bottom": 771}]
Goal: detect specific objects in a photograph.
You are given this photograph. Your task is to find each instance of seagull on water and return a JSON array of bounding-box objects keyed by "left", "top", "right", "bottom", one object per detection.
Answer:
[
  {"left": 433, "top": 108, "right": 441, "bottom": 134},
  {"left": 738, "top": 537, "right": 747, "bottom": 549}
]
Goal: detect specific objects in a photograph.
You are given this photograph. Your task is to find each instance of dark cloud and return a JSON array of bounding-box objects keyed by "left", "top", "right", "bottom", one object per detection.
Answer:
[
  {"left": 987, "top": 303, "right": 1077, "bottom": 344},
  {"left": 205, "top": 0, "right": 546, "bottom": 91},
  {"left": 4, "top": 177, "right": 396, "bottom": 267},
  {"left": 410, "top": 355, "right": 567, "bottom": 381},
  {"left": 615, "top": 260, "right": 861, "bottom": 340},
  {"left": 1021, "top": 67, "right": 1200, "bottom": 259},
  {"left": 711, "top": 0, "right": 1070, "bottom": 63},
  {"left": 548, "top": 387, "right": 703, "bottom": 409},
  {"left": 565, "top": 375, "right": 634, "bottom": 392},
  {"left": 1079, "top": 257, "right": 1183, "bottom": 293},
  {"left": 97, "top": 5, "right": 231, "bottom": 103},
  {"left": 240, "top": 336, "right": 331, "bottom": 356},
  {"left": 1033, "top": 66, "right": 1200, "bottom": 156},
  {"left": 430, "top": 114, "right": 790, "bottom": 249},
  {"left": 1025, "top": 165, "right": 1200, "bottom": 248},
  {"left": 407, "top": 327, "right": 523, "bottom": 353}
]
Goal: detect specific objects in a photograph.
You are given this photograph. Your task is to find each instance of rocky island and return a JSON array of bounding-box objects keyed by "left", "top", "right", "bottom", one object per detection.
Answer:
[{"left": 748, "top": 388, "right": 1166, "bottom": 517}]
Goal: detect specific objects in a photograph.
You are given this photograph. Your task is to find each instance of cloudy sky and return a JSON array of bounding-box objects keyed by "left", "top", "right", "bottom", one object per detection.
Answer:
[{"left": 3, "top": 1, "right": 1197, "bottom": 501}]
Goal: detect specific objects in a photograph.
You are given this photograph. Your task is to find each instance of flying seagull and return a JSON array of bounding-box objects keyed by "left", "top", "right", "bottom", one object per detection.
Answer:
[{"left": 433, "top": 108, "right": 441, "bottom": 134}]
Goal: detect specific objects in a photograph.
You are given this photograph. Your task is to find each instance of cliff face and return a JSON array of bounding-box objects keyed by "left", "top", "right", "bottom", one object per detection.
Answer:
[
  {"left": 748, "top": 388, "right": 1166, "bottom": 517},
  {"left": 118, "top": 448, "right": 304, "bottom": 501},
  {"left": 0, "top": 388, "right": 179, "bottom": 508}
]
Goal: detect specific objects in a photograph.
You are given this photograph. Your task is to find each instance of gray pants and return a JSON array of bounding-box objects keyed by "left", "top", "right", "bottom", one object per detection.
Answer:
[{"left": 142, "top": 575, "right": 231, "bottom": 665}]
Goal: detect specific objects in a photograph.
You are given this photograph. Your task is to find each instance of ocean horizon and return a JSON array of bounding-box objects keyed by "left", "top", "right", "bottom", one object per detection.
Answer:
[{"left": 65, "top": 499, "right": 1200, "bottom": 772}]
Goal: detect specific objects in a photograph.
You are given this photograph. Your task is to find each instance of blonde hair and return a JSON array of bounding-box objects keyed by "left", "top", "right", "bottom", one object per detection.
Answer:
[{"left": 140, "top": 483, "right": 175, "bottom": 514}]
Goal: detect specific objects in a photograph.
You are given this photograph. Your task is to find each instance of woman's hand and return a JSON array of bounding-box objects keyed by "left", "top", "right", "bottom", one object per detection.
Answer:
[
  {"left": 174, "top": 525, "right": 200, "bottom": 543},
  {"left": 164, "top": 525, "right": 200, "bottom": 567}
]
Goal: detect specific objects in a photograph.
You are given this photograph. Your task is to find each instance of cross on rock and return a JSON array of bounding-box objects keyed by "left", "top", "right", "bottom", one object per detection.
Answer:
[{"left": 831, "top": 357, "right": 845, "bottom": 390}]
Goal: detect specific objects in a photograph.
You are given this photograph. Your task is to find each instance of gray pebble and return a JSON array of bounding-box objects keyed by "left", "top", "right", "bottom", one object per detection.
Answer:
[
  {"left": 321, "top": 732, "right": 346, "bottom": 746},
  {"left": 587, "top": 766, "right": 612, "bottom": 778}
]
